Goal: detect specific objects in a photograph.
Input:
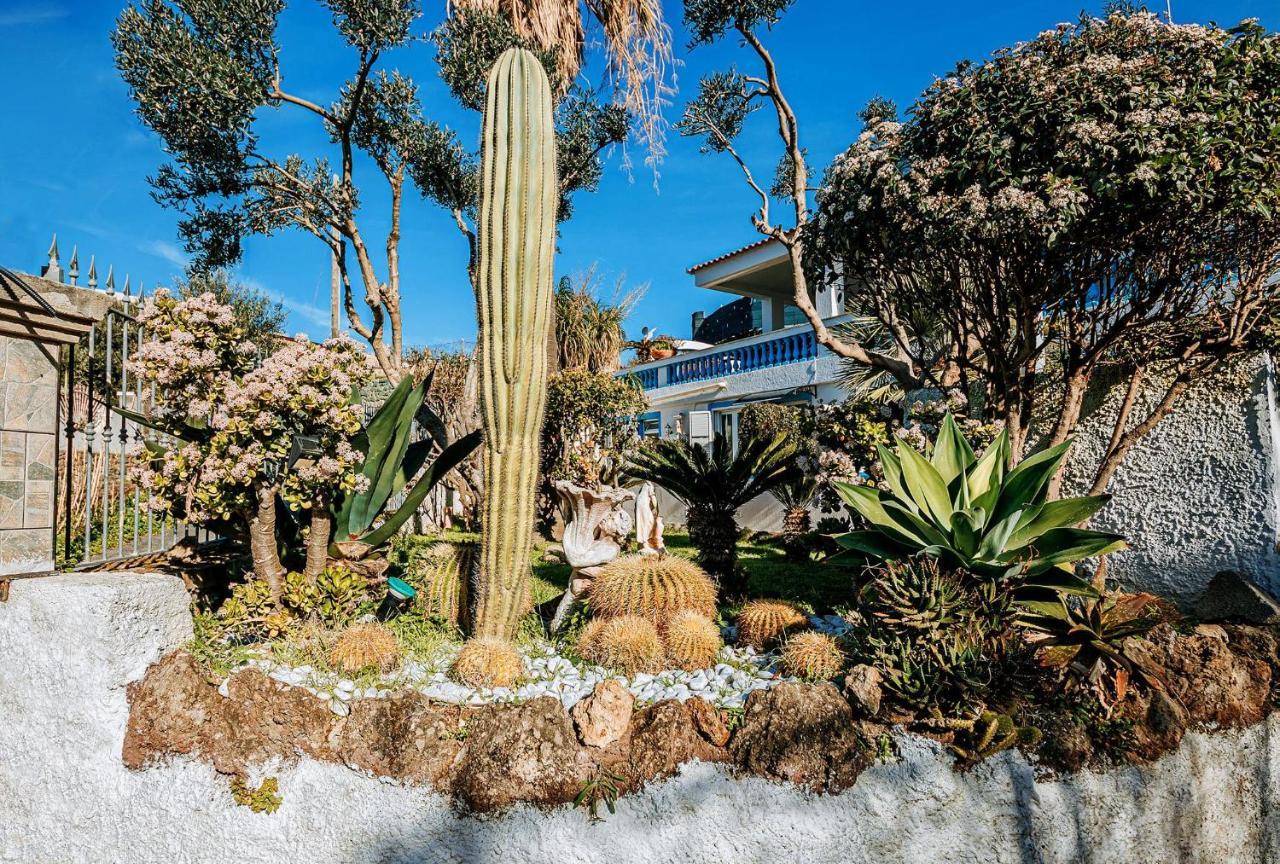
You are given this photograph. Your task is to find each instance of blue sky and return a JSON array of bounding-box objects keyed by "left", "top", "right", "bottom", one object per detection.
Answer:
[{"left": 1, "top": 0, "right": 1274, "bottom": 350}]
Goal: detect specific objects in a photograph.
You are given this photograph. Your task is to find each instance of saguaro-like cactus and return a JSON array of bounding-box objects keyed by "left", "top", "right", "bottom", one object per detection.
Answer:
[{"left": 472, "top": 48, "right": 557, "bottom": 640}]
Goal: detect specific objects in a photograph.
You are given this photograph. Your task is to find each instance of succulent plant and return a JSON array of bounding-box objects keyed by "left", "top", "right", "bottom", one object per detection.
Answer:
[
  {"left": 856, "top": 557, "right": 1016, "bottom": 713},
  {"left": 919, "top": 709, "right": 1042, "bottom": 764},
  {"left": 450, "top": 637, "right": 525, "bottom": 688},
  {"left": 579, "top": 615, "right": 665, "bottom": 675},
  {"left": 314, "top": 564, "right": 368, "bottom": 624},
  {"left": 328, "top": 622, "right": 400, "bottom": 674},
  {"left": 471, "top": 47, "right": 558, "bottom": 641},
  {"left": 589, "top": 554, "right": 718, "bottom": 630},
  {"left": 780, "top": 631, "right": 846, "bottom": 681},
  {"left": 736, "top": 599, "right": 808, "bottom": 650},
  {"left": 407, "top": 540, "right": 477, "bottom": 628},
  {"left": 835, "top": 414, "right": 1125, "bottom": 600},
  {"left": 664, "top": 611, "right": 723, "bottom": 671}
]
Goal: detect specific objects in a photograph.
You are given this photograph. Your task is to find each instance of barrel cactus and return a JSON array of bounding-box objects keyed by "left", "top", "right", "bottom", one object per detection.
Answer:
[
  {"left": 579, "top": 615, "right": 665, "bottom": 675},
  {"left": 329, "top": 623, "right": 400, "bottom": 674},
  {"left": 588, "top": 554, "right": 718, "bottom": 630},
  {"left": 780, "top": 632, "right": 846, "bottom": 681},
  {"left": 451, "top": 636, "right": 525, "bottom": 688},
  {"left": 736, "top": 599, "right": 808, "bottom": 650},
  {"left": 471, "top": 47, "right": 558, "bottom": 640},
  {"left": 664, "top": 611, "right": 723, "bottom": 671},
  {"left": 409, "top": 541, "right": 477, "bottom": 628}
]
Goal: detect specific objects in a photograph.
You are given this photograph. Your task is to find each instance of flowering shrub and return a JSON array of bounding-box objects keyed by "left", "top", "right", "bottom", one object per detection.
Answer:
[{"left": 130, "top": 291, "right": 375, "bottom": 590}]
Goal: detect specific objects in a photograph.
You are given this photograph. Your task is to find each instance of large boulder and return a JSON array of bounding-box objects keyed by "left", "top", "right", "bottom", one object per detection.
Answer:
[
  {"left": 628, "top": 700, "right": 728, "bottom": 787},
  {"left": 1128, "top": 625, "right": 1272, "bottom": 729},
  {"left": 122, "top": 650, "right": 220, "bottom": 769},
  {"left": 337, "top": 691, "right": 466, "bottom": 786},
  {"left": 206, "top": 668, "right": 338, "bottom": 774},
  {"left": 1195, "top": 571, "right": 1280, "bottom": 625},
  {"left": 451, "top": 697, "right": 588, "bottom": 812},
  {"left": 731, "top": 682, "right": 868, "bottom": 793}
]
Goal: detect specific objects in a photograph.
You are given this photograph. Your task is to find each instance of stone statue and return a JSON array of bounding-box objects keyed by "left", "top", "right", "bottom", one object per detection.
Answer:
[
  {"left": 549, "top": 481, "right": 634, "bottom": 633},
  {"left": 634, "top": 481, "right": 666, "bottom": 557}
]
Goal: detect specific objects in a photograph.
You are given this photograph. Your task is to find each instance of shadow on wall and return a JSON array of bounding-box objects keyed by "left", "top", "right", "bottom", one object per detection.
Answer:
[{"left": 1053, "top": 352, "right": 1280, "bottom": 608}]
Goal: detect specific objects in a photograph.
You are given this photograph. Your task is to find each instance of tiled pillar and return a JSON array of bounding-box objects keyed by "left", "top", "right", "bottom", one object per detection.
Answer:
[{"left": 0, "top": 336, "right": 58, "bottom": 575}]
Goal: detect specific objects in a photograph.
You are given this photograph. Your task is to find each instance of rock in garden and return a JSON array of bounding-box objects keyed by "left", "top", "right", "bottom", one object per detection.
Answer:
[
  {"left": 570, "top": 680, "right": 634, "bottom": 748},
  {"left": 1127, "top": 625, "right": 1272, "bottom": 729},
  {"left": 451, "top": 697, "right": 587, "bottom": 812},
  {"left": 731, "top": 682, "right": 869, "bottom": 793},
  {"left": 337, "top": 691, "right": 467, "bottom": 786},
  {"left": 687, "top": 697, "right": 731, "bottom": 747},
  {"left": 840, "top": 664, "right": 883, "bottom": 718},
  {"left": 1195, "top": 571, "right": 1280, "bottom": 625},
  {"left": 122, "top": 650, "right": 219, "bottom": 769},
  {"left": 628, "top": 700, "right": 728, "bottom": 787}
]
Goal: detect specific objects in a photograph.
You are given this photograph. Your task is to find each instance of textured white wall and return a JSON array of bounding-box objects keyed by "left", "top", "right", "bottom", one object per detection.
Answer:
[{"left": 3, "top": 573, "right": 1279, "bottom": 864}]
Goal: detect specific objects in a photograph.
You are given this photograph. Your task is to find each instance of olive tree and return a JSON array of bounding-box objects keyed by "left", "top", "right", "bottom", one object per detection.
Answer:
[
  {"left": 113, "top": 0, "right": 634, "bottom": 380},
  {"left": 810, "top": 11, "right": 1280, "bottom": 492}
]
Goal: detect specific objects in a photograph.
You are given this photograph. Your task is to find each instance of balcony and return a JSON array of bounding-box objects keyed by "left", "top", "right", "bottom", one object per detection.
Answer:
[{"left": 623, "top": 316, "right": 849, "bottom": 391}]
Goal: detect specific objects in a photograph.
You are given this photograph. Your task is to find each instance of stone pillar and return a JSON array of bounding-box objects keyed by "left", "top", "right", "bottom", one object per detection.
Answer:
[{"left": 0, "top": 270, "right": 111, "bottom": 575}]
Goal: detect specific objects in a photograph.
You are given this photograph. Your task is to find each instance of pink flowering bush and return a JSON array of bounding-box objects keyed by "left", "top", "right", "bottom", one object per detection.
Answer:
[{"left": 130, "top": 291, "right": 375, "bottom": 591}]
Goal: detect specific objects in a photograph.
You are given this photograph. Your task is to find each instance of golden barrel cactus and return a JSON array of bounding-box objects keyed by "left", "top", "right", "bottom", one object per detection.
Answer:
[
  {"left": 664, "top": 610, "right": 722, "bottom": 671},
  {"left": 451, "top": 637, "right": 525, "bottom": 688},
  {"left": 736, "top": 599, "right": 808, "bottom": 650},
  {"left": 328, "top": 623, "right": 400, "bottom": 674},
  {"left": 780, "top": 632, "right": 845, "bottom": 681},
  {"left": 579, "top": 615, "right": 665, "bottom": 675},
  {"left": 411, "top": 541, "right": 477, "bottom": 628},
  {"left": 589, "top": 554, "right": 718, "bottom": 630}
]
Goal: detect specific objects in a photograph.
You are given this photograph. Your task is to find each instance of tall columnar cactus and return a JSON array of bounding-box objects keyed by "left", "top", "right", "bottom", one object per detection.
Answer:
[{"left": 472, "top": 48, "right": 557, "bottom": 640}]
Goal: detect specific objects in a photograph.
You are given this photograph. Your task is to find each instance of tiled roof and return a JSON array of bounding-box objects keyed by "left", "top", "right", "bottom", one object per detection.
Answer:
[{"left": 687, "top": 237, "right": 776, "bottom": 274}]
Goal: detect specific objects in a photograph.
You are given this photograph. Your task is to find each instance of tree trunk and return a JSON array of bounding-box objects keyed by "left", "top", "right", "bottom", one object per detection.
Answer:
[
  {"left": 782, "top": 505, "right": 811, "bottom": 562},
  {"left": 249, "top": 483, "right": 286, "bottom": 600},
  {"left": 1045, "top": 368, "right": 1092, "bottom": 500},
  {"left": 689, "top": 505, "right": 741, "bottom": 596},
  {"left": 304, "top": 497, "right": 331, "bottom": 579}
]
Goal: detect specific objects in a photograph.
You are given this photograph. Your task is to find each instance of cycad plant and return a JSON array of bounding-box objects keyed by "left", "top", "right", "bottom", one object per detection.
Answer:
[
  {"left": 626, "top": 433, "right": 798, "bottom": 594},
  {"left": 835, "top": 414, "right": 1126, "bottom": 599},
  {"left": 770, "top": 471, "right": 818, "bottom": 561}
]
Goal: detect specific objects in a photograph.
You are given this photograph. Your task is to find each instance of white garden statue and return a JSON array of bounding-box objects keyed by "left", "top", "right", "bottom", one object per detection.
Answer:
[
  {"left": 549, "top": 480, "right": 634, "bottom": 633},
  {"left": 634, "top": 481, "right": 666, "bottom": 556}
]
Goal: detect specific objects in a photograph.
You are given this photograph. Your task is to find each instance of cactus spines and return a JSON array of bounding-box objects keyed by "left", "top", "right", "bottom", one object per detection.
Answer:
[
  {"left": 472, "top": 46, "right": 558, "bottom": 641},
  {"left": 411, "top": 541, "right": 477, "bottom": 628},
  {"left": 328, "top": 623, "right": 400, "bottom": 674},
  {"left": 451, "top": 636, "right": 526, "bottom": 688},
  {"left": 664, "top": 611, "right": 723, "bottom": 671},
  {"left": 736, "top": 599, "right": 808, "bottom": 650},
  {"left": 588, "top": 554, "right": 718, "bottom": 630},
  {"left": 579, "top": 615, "right": 665, "bottom": 675},
  {"left": 780, "top": 632, "right": 846, "bottom": 681}
]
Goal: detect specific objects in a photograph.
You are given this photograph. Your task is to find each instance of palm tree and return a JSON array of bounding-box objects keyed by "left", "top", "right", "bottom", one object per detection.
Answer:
[
  {"left": 769, "top": 471, "right": 818, "bottom": 562},
  {"left": 448, "top": 0, "right": 673, "bottom": 164},
  {"left": 626, "top": 433, "right": 799, "bottom": 595}
]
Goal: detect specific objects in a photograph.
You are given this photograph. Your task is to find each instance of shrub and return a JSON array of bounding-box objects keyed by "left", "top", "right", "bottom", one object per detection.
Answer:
[
  {"left": 780, "top": 632, "right": 845, "bottom": 681},
  {"left": 450, "top": 637, "right": 525, "bottom": 688},
  {"left": 664, "top": 611, "right": 722, "bottom": 671},
  {"left": 579, "top": 615, "right": 665, "bottom": 675},
  {"left": 328, "top": 623, "right": 400, "bottom": 674},
  {"left": 589, "top": 554, "right": 718, "bottom": 629},
  {"left": 736, "top": 599, "right": 807, "bottom": 650}
]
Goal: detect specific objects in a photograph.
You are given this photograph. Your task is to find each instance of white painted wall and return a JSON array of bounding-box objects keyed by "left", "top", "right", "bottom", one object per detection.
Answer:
[{"left": 3, "top": 573, "right": 1280, "bottom": 864}]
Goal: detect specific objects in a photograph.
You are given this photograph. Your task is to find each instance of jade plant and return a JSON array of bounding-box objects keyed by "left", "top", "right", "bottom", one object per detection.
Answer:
[
  {"left": 472, "top": 47, "right": 558, "bottom": 641},
  {"left": 835, "top": 414, "right": 1126, "bottom": 598}
]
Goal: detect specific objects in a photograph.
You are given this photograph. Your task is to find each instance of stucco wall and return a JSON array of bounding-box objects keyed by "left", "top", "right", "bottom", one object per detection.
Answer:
[
  {"left": 1054, "top": 353, "right": 1280, "bottom": 606},
  {"left": 3, "top": 572, "right": 1279, "bottom": 864}
]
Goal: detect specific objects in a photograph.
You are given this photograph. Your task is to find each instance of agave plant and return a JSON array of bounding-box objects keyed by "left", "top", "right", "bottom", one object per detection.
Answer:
[
  {"left": 834, "top": 414, "right": 1125, "bottom": 598},
  {"left": 330, "top": 373, "right": 481, "bottom": 558},
  {"left": 1019, "top": 584, "right": 1171, "bottom": 711},
  {"left": 625, "top": 432, "right": 799, "bottom": 593}
]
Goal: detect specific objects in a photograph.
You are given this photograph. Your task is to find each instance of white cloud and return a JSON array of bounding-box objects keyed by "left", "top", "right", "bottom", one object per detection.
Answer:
[
  {"left": 0, "top": 4, "right": 68, "bottom": 27},
  {"left": 142, "top": 240, "right": 188, "bottom": 268}
]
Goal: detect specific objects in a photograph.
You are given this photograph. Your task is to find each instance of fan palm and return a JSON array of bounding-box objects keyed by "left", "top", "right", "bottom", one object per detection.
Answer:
[{"left": 626, "top": 433, "right": 799, "bottom": 594}]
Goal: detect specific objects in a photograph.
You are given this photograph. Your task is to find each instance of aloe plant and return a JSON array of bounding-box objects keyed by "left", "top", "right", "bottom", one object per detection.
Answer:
[
  {"left": 330, "top": 373, "right": 481, "bottom": 556},
  {"left": 835, "top": 414, "right": 1125, "bottom": 597}
]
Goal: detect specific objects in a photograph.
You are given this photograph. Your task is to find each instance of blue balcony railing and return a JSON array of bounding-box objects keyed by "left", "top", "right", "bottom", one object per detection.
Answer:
[{"left": 624, "top": 326, "right": 820, "bottom": 390}]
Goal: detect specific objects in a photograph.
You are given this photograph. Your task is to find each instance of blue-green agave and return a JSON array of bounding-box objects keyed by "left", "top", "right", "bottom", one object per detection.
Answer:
[{"left": 834, "top": 414, "right": 1125, "bottom": 597}]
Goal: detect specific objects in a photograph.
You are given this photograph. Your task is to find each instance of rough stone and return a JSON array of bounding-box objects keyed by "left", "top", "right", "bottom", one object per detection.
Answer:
[
  {"left": 122, "top": 650, "right": 220, "bottom": 769},
  {"left": 209, "top": 668, "right": 339, "bottom": 774},
  {"left": 452, "top": 697, "right": 588, "bottom": 812},
  {"left": 571, "top": 680, "right": 634, "bottom": 748},
  {"left": 841, "top": 664, "right": 883, "bottom": 718},
  {"left": 1128, "top": 625, "right": 1272, "bottom": 729},
  {"left": 1195, "top": 570, "right": 1280, "bottom": 624},
  {"left": 628, "top": 700, "right": 727, "bottom": 787},
  {"left": 337, "top": 691, "right": 466, "bottom": 786},
  {"left": 688, "top": 697, "right": 731, "bottom": 747},
  {"left": 731, "top": 682, "right": 868, "bottom": 792}
]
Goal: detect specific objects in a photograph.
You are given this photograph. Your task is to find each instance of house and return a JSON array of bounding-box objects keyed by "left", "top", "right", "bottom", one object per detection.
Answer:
[{"left": 626, "top": 238, "right": 847, "bottom": 454}]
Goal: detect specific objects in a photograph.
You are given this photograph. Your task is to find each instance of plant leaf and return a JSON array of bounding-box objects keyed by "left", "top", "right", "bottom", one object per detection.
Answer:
[{"left": 896, "top": 442, "right": 954, "bottom": 526}]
